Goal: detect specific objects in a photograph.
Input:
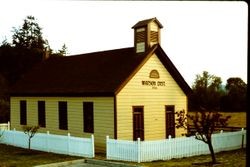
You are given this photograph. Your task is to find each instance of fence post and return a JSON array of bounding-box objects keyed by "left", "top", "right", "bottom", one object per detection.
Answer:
[
  {"left": 168, "top": 135, "right": 172, "bottom": 158},
  {"left": 241, "top": 128, "right": 244, "bottom": 148},
  {"left": 137, "top": 138, "right": 141, "bottom": 163},
  {"left": 46, "top": 131, "right": 50, "bottom": 152},
  {"left": 91, "top": 134, "right": 95, "bottom": 158},
  {"left": 12, "top": 128, "right": 16, "bottom": 146},
  {"left": 7, "top": 121, "right": 10, "bottom": 130},
  {"left": 106, "top": 136, "right": 109, "bottom": 159},
  {"left": 67, "top": 133, "right": 70, "bottom": 155}
]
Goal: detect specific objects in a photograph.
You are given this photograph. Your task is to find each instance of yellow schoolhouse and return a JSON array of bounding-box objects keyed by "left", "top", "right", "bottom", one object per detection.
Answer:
[{"left": 10, "top": 18, "right": 192, "bottom": 151}]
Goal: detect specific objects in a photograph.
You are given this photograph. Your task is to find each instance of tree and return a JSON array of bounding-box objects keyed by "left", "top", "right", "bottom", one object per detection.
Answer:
[
  {"left": 12, "top": 16, "right": 48, "bottom": 50},
  {"left": 0, "top": 73, "right": 9, "bottom": 123},
  {"left": 1, "top": 38, "right": 11, "bottom": 47},
  {"left": 22, "top": 125, "right": 39, "bottom": 150},
  {"left": 0, "top": 15, "right": 63, "bottom": 123},
  {"left": 176, "top": 109, "right": 231, "bottom": 164},
  {"left": 0, "top": 16, "right": 48, "bottom": 85},
  {"left": 189, "top": 71, "right": 224, "bottom": 110},
  {"left": 58, "top": 43, "right": 68, "bottom": 56},
  {"left": 221, "top": 77, "right": 247, "bottom": 111}
]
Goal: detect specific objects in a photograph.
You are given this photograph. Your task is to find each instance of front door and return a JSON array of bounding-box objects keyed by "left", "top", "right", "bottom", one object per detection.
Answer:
[
  {"left": 133, "top": 106, "right": 144, "bottom": 141},
  {"left": 166, "top": 105, "right": 175, "bottom": 138}
]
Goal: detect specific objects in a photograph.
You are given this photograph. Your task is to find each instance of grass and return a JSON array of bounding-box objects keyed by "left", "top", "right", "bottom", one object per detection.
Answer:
[
  {"left": 139, "top": 148, "right": 246, "bottom": 167},
  {"left": 0, "top": 144, "right": 81, "bottom": 167},
  {"left": 96, "top": 149, "right": 246, "bottom": 167},
  {"left": 189, "top": 111, "right": 246, "bottom": 128}
]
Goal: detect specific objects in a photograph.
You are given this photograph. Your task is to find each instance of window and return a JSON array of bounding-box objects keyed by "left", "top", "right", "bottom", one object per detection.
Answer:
[
  {"left": 83, "top": 102, "right": 94, "bottom": 133},
  {"left": 136, "top": 42, "right": 145, "bottom": 53},
  {"left": 58, "top": 101, "right": 68, "bottom": 130},
  {"left": 20, "top": 100, "right": 27, "bottom": 125},
  {"left": 38, "top": 101, "right": 46, "bottom": 127}
]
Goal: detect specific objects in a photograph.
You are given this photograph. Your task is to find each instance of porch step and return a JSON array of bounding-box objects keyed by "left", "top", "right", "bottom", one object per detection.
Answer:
[{"left": 85, "top": 159, "right": 141, "bottom": 167}]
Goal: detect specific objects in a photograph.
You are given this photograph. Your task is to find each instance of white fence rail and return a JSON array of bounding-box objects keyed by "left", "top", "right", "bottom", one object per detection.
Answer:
[
  {"left": 0, "top": 122, "right": 10, "bottom": 130},
  {"left": 107, "top": 129, "right": 246, "bottom": 163},
  {"left": 0, "top": 130, "right": 94, "bottom": 158}
]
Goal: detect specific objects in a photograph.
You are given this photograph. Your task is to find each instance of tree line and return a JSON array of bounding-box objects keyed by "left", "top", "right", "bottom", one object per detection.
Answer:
[
  {"left": 189, "top": 71, "right": 247, "bottom": 112},
  {"left": 0, "top": 16, "right": 67, "bottom": 122},
  {"left": 0, "top": 16, "right": 247, "bottom": 122}
]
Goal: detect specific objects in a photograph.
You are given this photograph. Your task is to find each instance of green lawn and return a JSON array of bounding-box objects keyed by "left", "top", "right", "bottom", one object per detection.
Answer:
[
  {"left": 94, "top": 149, "right": 246, "bottom": 167},
  {"left": 139, "top": 148, "right": 246, "bottom": 167},
  {"left": 0, "top": 144, "right": 81, "bottom": 167}
]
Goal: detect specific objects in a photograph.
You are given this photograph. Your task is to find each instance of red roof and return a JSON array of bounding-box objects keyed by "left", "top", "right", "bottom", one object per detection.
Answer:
[{"left": 10, "top": 44, "right": 191, "bottom": 96}]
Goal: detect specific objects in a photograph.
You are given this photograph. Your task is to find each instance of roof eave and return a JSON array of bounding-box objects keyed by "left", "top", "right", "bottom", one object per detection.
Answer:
[
  {"left": 114, "top": 44, "right": 192, "bottom": 96},
  {"left": 114, "top": 45, "right": 158, "bottom": 95},
  {"left": 10, "top": 92, "right": 115, "bottom": 97},
  {"left": 132, "top": 17, "right": 163, "bottom": 29}
]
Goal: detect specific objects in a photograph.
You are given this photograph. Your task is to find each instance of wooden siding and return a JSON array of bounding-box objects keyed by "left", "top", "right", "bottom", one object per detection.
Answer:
[
  {"left": 149, "top": 21, "right": 161, "bottom": 47},
  {"left": 149, "top": 21, "right": 159, "bottom": 32},
  {"left": 116, "top": 53, "right": 187, "bottom": 140},
  {"left": 10, "top": 97, "right": 114, "bottom": 151}
]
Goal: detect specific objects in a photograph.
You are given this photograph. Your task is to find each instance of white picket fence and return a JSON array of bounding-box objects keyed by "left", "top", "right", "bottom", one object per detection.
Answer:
[
  {"left": 0, "top": 122, "right": 10, "bottom": 130},
  {"left": 107, "top": 129, "right": 246, "bottom": 163},
  {"left": 0, "top": 130, "right": 95, "bottom": 158}
]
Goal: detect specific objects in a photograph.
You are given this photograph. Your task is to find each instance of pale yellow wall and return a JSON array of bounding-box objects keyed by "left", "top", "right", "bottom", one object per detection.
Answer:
[
  {"left": 116, "top": 53, "right": 187, "bottom": 140},
  {"left": 149, "top": 21, "right": 159, "bottom": 32},
  {"left": 10, "top": 96, "right": 114, "bottom": 150},
  {"left": 149, "top": 21, "right": 160, "bottom": 47}
]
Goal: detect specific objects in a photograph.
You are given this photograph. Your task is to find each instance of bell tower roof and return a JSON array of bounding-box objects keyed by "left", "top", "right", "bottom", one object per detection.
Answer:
[{"left": 132, "top": 17, "right": 163, "bottom": 29}]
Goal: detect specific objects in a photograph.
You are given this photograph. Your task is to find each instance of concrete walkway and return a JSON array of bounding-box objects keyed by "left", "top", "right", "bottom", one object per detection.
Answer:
[{"left": 34, "top": 159, "right": 141, "bottom": 167}]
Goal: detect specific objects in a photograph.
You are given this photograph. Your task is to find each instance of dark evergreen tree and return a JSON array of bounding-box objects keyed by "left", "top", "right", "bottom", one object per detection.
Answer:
[
  {"left": 0, "top": 16, "right": 50, "bottom": 122},
  {"left": 12, "top": 16, "right": 48, "bottom": 50},
  {"left": 58, "top": 43, "right": 68, "bottom": 56}
]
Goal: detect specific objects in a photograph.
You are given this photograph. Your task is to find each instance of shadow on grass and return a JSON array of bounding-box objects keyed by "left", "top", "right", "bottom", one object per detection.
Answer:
[
  {"left": 192, "top": 161, "right": 221, "bottom": 167},
  {"left": 14, "top": 150, "right": 41, "bottom": 156}
]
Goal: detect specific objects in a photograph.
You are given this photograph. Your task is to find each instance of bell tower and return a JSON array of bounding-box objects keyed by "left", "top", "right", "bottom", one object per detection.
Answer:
[{"left": 132, "top": 17, "right": 163, "bottom": 53}]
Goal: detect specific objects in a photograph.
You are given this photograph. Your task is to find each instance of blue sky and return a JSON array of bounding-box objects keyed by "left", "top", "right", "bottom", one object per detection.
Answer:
[{"left": 0, "top": 1, "right": 248, "bottom": 86}]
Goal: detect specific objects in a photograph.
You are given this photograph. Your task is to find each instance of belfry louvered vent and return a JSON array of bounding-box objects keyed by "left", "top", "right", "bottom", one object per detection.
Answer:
[
  {"left": 136, "top": 31, "right": 146, "bottom": 43},
  {"left": 150, "top": 31, "right": 158, "bottom": 42}
]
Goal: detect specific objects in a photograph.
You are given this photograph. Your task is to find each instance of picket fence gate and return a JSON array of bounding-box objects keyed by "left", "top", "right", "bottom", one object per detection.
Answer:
[
  {"left": 106, "top": 129, "right": 246, "bottom": 163},
  {"left": 0, "top": 129, "right": 94, "bottom": 158}
]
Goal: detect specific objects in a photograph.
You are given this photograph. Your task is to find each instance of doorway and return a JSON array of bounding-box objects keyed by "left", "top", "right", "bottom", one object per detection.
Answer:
[
  {"left": 165, "top": 105, "right": 175, "bottom": 138},
  {"left": 133, "top": 106, "right": 144, "bottom": 141}
]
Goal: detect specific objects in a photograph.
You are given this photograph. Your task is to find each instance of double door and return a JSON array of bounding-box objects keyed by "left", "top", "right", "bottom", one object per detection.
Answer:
[{"left": 132, "top": 105, "right": 175, "bottom": 140}]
